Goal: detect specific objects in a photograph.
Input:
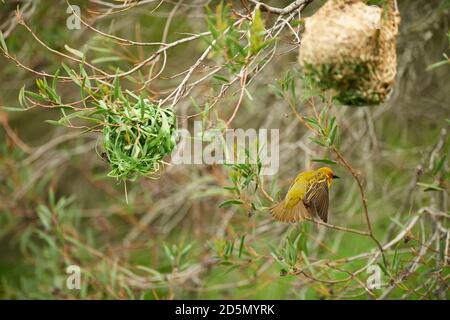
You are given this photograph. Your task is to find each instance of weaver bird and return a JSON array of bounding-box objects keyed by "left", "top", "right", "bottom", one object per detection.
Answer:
[{"left": 270, "top": 167, "right": 339, "bottom": 223}]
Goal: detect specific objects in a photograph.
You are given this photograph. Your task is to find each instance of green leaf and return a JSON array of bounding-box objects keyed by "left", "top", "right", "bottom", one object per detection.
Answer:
[
  {"left": 213, "top": 74, "right": 229, "bottom": 83},
  {"left": 303, "top": 116, "right": 322, "bottom": 132},
  {"left": 249, "top": 8, "right": 265, "bottom": 55},
  {"left": 433, "top": 154, "right": 447, "bottom": 175},
  {"left": 416, "top": 182, "right": 444, "bottom": 192},
  {"left": 377, "top": 262, "right": 390, "bottom": 277},
  {"left": 426, "top": 59, "right": 449, "bottom": 70},
  {"left": 1, "top": 106, "right": 25, "bottom": 112},
  {"left": 24, "top": 90, "right": 47, "bottom": 102},
  {"left": 269, "top": 84, "right": 284, "bottom": 98},
  {"left": 238, "top": 234, "right": 246, "bottom": 258},
  {"left": 0, "top": 30, "right": 8, "bottom": 54},
  {"left": 18, "top": 85, "right": 26, "bottom": 107},
  {"left": 35, "top": 230, "right": 57, "bottom": 251},
  {"left": 218, "top": 199, "right": 243, "bottom": 208},
  {"left": 64, "top": 44, "right": 85, "bottom": 59},
  {"left": 45, "top": 120, "right": 66, "bottom": 127},
  {"left": 91, "top": 56, "right": 122, "bottom": 64},
  {"left": 312, "top": 159, "right": 337, "bottom": 165},
  {"left": 300, "top": 87, "right": 321, "bottom": 102},
  {"left": 61, "top": 63, "right": 81, "bottom": 87},
  {"left": 36, "top": 205, "right": 52, "bottom": 230},
  {"left": 329, "top": 124, "right": 338, "bottom": 145},
  {"left": 52, "top": 69, "right": 60, "bottom": 91},
  {"left": 113, "top": 74, "right": 120, "bottom": 100},
  {"left": 309, "top": 137, "right": 326, "bottom": 147}
]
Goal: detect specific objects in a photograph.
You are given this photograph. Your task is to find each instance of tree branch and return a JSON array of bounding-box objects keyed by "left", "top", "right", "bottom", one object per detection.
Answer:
[{"left": 250, "top": 0, "right": 314, "bottom": 15}]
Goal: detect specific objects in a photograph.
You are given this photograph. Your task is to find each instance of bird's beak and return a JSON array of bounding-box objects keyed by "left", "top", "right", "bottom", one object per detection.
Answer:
[{"left": 332, "top": 175, "right": 340, "bottom": 179}]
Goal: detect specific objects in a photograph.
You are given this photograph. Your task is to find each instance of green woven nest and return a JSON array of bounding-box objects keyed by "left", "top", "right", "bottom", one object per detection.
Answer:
[
  {"left": 303, "top": 62, "right": 384, "bottom": 105},
  {"left": 102, "top": 98, "right": 177, "bottom": 180}
]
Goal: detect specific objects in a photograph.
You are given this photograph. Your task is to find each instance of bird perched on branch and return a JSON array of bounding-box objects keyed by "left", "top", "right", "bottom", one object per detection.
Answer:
[{"left": 270, "top": 167, "right": 339, "bottom": 223}]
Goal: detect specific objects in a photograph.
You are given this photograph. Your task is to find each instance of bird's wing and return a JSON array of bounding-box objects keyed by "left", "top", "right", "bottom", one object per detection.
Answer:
[
  {"left": 270, "top": 199, "right": 309, "bottom": 223},
  {"left": 303, "top": 179, "right": 329, "bottom": 222}
]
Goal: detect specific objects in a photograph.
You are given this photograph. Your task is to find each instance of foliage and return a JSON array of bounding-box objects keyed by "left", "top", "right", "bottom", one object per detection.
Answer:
[{"left": 102, "top": 96, "right": 177, "bottom": 180}]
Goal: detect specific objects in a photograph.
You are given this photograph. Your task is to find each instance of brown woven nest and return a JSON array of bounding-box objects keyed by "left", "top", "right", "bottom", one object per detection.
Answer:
[{"left": 299, "top": 0, "right": 400, "bottom": 106}]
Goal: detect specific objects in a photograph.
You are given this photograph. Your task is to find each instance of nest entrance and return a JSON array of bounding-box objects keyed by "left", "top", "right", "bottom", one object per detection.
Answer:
[{"left": 299, "top": 0, "right": 400, "bottom": 106}]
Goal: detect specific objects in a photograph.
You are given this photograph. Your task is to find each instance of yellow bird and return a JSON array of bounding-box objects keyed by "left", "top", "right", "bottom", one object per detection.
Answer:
[{"left": 270, "top": 167, "right": 339, "bottom": 223}]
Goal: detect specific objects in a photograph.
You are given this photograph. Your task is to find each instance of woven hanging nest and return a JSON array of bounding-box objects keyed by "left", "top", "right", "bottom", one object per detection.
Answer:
[
  {"left": 102, "top": 98, "right": 177, "bottom": 181},
  {"left": 299, "top": 0, "right": 400, "bottom": 106}
]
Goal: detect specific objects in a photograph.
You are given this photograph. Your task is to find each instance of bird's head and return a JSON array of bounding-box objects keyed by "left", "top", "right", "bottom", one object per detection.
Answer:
[{"left": 318, "top": 167, "right": 340, "bottom": 184}]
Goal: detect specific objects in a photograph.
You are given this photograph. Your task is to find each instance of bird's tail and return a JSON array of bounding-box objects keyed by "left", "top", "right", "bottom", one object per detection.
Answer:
[{"left": 270, "top": 200, "right": 309, "bottom": 223}]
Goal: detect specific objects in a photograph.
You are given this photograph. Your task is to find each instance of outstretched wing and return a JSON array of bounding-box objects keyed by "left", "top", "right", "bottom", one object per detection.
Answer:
[
  {"left": 303, "top": 179, "right": 329, "bottom": 222},
  {"left": 270, "top": 200, "right": 310, "bottom": 223}
]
